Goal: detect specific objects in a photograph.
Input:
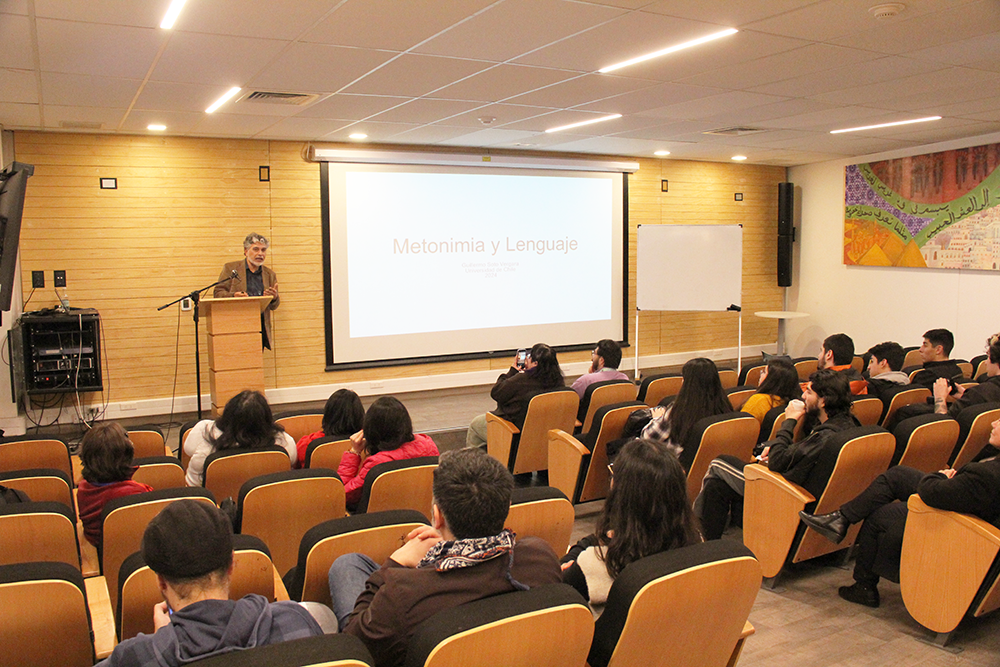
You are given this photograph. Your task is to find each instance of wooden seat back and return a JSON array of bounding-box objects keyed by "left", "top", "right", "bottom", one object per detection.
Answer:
[
  {"left": 717, "top": 368, "right": 738, "bottom": 389},
  {"left": 726, "top": 386, "right": 757, "bottom": 411},
  {"left": 0, "top": 502, "right": 80, "bottom": 569},
  {"left": 203, "top": 447, "right": 290, "bottom": 502},
  {"left": 684, "top": 413, "right": 760, "bottom": 503},
  {"left": 305, "top": 436, "right": 352, "bottom": 470},
  {"left": 355, "top": 457, "right": 438, "bottom": 515},
  {"left": 506, "top": 487, "right": 575, "bottom": 557},
  {"left": 0, "top": 437, "right": 72, "bottom": 480},
  {"left": 894, "top": 415, "right": 960, "bottom": 472},
  {"left": 952, "top": 404, "right": 1000, "bottom": 469},
  {"left": 880, "top": 386, "right": 930, "bottom": 425},
  {"left": 0, "top": 467, "right": 74, "bottom": 514},
  {"left": 850, "top": 396, "right": 883, "bottom": 426},
  {"left": 794, "top": 357, "right": 817, "bottom": 380},
  {"left": 126, "top": 426, "right": 168, "bottom": 458},
  {"left": 274, "top": 411, "right": 324, "bottom": 445},
  {"left": 131, "top": 456, "right": 186, "bottom": 490},
  {"left": 580, "top": 380, "right": 637, "bottom": 433},
  {"left": 488, "top": 388, "right": 578, "bottom": 475},
  {"left": 637, "top": 374, "right": 683, "bottom": 408}
]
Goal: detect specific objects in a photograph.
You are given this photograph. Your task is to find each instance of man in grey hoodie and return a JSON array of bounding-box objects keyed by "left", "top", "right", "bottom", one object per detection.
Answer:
[
  {"left": 98, "top": 500, "right": 322, "bottom": 667},
  {"left": 863, "top": 341, "right": 910, "bottom": 399}
]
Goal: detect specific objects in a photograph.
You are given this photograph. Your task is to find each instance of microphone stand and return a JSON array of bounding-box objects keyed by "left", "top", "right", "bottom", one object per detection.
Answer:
[{"left": 158, "top": 275, "right": 232, "bottom": 420}]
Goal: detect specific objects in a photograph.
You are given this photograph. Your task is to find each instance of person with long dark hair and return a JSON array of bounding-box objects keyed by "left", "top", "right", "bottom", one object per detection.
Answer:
[
  {"left": 338, "top": 396, "right": 439, "bottom": 509},
  {"left": 466, "top": 343, "right": 565, "bottom": 447},
  {"left": 184, "top": 390, "right": 296, "bottom": 486},
  {"left": 741, "top": 357, "right": 801, "bottom": 422},
  {"left": 77, "top": 422, "right": 153, "bottom": 550},
  {"left": 561, "top": 438, "right": 701, "bottom": 615},
  {"left": 295, "top": 389, "right": 365, "bottom": 468},
  {"left": 641, "top": 357, "right": 731, "bottom": 470}
]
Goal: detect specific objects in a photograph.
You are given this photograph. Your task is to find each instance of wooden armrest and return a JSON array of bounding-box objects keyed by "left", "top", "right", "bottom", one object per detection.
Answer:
[
  {"left": 85, "top": 576, "right": 117, "bottom": 659},
  {"left": 744, "top": 464, "right": 815, "bottom": 504},
  {"left": 273, "top": 566, "right": 290, "bottom": 601},
  {"left": 740, "top": 620, "right": 755, "bottom": 639},
  {"left": 548, "top": 429, "right": 589, "bottom": 502},
  {"left": 486, "top": 412, "right": 519, "bottom": 435},
  {"left": 907, "top": 495, "right": 1000, "bottom": 543}
]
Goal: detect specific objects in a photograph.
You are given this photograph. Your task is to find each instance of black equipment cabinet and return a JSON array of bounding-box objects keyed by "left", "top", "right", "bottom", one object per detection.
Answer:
[{"left": 11, "top": 309, "right": 103, "bottom": 394}]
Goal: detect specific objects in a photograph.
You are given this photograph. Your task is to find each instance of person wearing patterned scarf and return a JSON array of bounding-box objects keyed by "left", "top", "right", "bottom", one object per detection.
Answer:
[{"left": 328, "top": 447, "right": 562, "bottom": 667}]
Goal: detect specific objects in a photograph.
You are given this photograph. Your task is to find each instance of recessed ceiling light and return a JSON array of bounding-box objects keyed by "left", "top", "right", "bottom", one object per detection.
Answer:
[
  {"left": 830, "top": 115, "right": 941, "bottom": 134},
  {"left": 205, "top": 87, "right": 241, "bottom": 113},
  {"left": 147, "top": 124, "right": 166, "bottom": 131},
  {"left": 654, "top": 150, "right": 670, "bottom": 156},
  {"left": 349, "top": 133, "right": 368, "bottom": 140},
  {"left": 545, "top": 114, "right": 622, "bottom": 134},
  {"left": 599, "top": 28, "right": 738, "bottom": 74},
  {"left": 731, "top": 155, "right": 748, "bottom": 161},
  {"left": 160, "top": 0, "right": 188, "bottom": 29}
]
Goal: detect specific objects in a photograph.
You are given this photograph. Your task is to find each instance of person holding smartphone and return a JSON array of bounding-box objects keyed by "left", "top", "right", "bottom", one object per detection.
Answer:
[{"left": 465, "top": 343, "right": 565, "bottom": 448}]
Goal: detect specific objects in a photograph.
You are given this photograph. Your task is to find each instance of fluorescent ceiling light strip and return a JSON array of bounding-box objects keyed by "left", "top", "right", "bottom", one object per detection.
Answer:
[
  {"left": 205, "top": 87, "right": 242, "bottom": 113},
  {"left": 545, "top": 114, "right": 622, "bottom": 134},
  {"left": 599, "top": 28, "right": 738, "bottom": 73},
  {"left": 160, "top": 0, "right": 188, "bottom": 29},
  {"left": 830, "top": 116, "right": 941, "bottom": 134}
]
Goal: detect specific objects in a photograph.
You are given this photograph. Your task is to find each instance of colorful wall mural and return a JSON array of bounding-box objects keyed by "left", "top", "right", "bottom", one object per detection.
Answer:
[{"left": 844, "top": 141, "right": 1000, "bottom": 270}]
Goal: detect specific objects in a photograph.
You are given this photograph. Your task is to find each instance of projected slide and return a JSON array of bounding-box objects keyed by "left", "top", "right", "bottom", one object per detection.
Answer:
[{"left": 324, "top": 163, "right": 625, "bottom": 365}]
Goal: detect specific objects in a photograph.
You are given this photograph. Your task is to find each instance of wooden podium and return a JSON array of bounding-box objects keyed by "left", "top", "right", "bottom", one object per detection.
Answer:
[{"left": 201, "top": 296, "right": 272, "bottom": 416}]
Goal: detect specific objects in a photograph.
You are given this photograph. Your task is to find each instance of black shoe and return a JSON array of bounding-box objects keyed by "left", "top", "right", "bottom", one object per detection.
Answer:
[
  {"left": 839, "top": 582, "right": 879, "bottom": 608},
  {"left": 799, "top": 509, "right": 850, "bottom": 544}
]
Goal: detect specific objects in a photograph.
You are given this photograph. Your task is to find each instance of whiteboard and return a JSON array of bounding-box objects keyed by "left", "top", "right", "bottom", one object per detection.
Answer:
[{"left": 637, "top": 224, "right": 742, "bottom": 311}]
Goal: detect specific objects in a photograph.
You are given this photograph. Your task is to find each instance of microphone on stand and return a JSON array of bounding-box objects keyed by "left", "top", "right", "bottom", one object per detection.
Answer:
[{"left": 229, "top": 269, "right": 240, "bottom": 291}]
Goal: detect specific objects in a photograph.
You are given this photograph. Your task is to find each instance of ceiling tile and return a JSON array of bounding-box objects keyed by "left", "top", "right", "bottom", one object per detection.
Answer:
[
  {"left": 41, "top": 72, "right": 141, "bottom": 108},
  {"left": 37, "top": 18, "right": 162, "bottom": 78},
  {"left": 192, "top": 113, "right": 283, "bottom": 137},
  {"left": 368, "top": 98, "right": 484, "bottom": 124},
  {"left": 922, "top": 96, "right": 1000, "bottom": 119},
  {"left": 641, "top": 0, "right": 824, "bottom": 26},
  {"left": 810, "top": 67, "right": 999, "bottom": 106},
  {"left": 343, "top": 54, "right": 493, "bottom": 97},
  {"left": 253, "top": 116, "right": 347, "bottom": 140},
  {"left": 513, "top": 11, "right": 728, "bottom": 72},
  {"left": 574, "top": 82, "right": 722, "bottom": 115},
  {"left": 0, "top": 102, "right": 40, "bottom": 127},
  {"left": 744, "top": 0, "right": 949, "bottom": 43},
  {"left": 636, "top": 90, "right": 789, "bottom": 121},
  {"left": 152, "top": 32, "right": 290, "bottom": 86},
  {"left": 43, "top": 105, "right": 126, "bottom": 130},
  {"left": 430, "top": 64, "right": 581, "bottom": 103},
  {"left": 612, "top": 119, "right": 718, "bottom": 140},
  {"left": 34, "top": 0, "right": 162, "bottom": 27},
  {"left": 433, "top": 103, "right": 556, "bottom": 129},
  {"left": 173, "top": 0, "right": 336, "bottom": 40},
  {"left": 0, "top": 12, "right": 34, "bottom": 69},
  {"left": 0, "top": 0, "right": 29, "bottom": 15},
  {"left": 301, "top": 0, "right": 496, "bottom": 51},
  {"left": 384, "top": 125, "right": 479, "bottom": 144},
  {"left": 498, "top": 109, "right": 629, "bottom": 133},
  {"left": 413, "top": 0, "right": 625, "bottom": 62},
  {"left": 438, "top": 127, "right": 546, "bottom": 147},
  {"left": 507, "top": 73, "right": 659, "bottom": 109},
  {"left": 906, "top": 31, "right": 1000, "bottom": 69},
  {"left": 748, "top": 55, "right": 944, "bottom": 98},
  {"left": 0, "top": 68, "right": 38, "bottom": 104},
  {"left": 330, "top": 120, "right": 423, "bottom": 141},
  {"left": 295, "top": 94, "right": 412, "bottom": 120},
  {"left": 250, "top": 43, "right": 397, "bottom": 93},
  {"left": 538, "top": 135, "right": 678, "bottom": 156},
  {"left": 118, "top": 109, "right": 205, "bottom": 134},
  {"left": 134, "top": 81, "right": 233, "bottom": 113}
]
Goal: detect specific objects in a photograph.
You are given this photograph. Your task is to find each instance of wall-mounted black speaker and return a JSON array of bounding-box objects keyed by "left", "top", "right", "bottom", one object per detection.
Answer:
[
  {"left": 777, "top": 181, "right": 794, "bottom": 235},
  {"left": 777, "top": 234, "right": 793, "bottom": 287}
]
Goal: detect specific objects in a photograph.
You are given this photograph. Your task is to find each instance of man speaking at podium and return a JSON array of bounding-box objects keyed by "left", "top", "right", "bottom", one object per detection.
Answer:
[{"left": 215, "top": 232, "right": 279, "bottom": 349}]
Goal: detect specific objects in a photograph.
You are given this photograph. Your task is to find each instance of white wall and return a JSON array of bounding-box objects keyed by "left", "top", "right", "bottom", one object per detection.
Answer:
[{"left": 786, "top": 130, "right": 1000, "bottom": 363}]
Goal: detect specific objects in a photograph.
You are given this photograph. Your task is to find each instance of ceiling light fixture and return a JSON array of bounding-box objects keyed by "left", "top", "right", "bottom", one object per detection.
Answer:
[
  {"left": 830, "top": 115, "right": 941, "bottom": 134},
  {"left": 731, "top": 155, "right": 748, "bottom": 161},
  {"left": 654, "top": 150, "right": 670, "bottom": 156},
  {"left": 349, "top": 133, "right": 368, "bottom": 140},
  {"left": 160, "top": 0, "right": 188, "bottom": 29},
  {"left": 147, "top": 124, "right": 166, "bottom": 131},
  {"left": 205, "top": 87, "right": 241, "bottom": 113},
  {"left": 545, "top": 114, "right": 622, "bottom": 133},
  {"left": 599, "top": 28, "right": 738, "bottom": 74}
]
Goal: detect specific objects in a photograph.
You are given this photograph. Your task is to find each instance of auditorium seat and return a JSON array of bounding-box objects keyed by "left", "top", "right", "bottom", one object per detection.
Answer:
[
  {"left": 548, "top": 401, "right": 646, "bottom": 505},
  {"left": 0, "top": 501, "right": 80, "bottom": 569},
  {"left": 738, "top": 363, "right": 766, "bottom": 387},
  {"left": 576, "top": 379, "right": 637, "bottom": 433},
  {"left": 236, "top": 468, "right": 346, "bottom": 575},
  {"left": 635, "top": 373, "right": 683, "bottom": 408},
  {"left": 305, "top": 435, "right": 352, "bottom": 470},
  {"left": 132, "top": 456, "right": 186, "bottom": 490},
  {"left": 202, "top": 446, "right": 291, "bottom": 502},
  {"left": 287, "top": 509, "right": 430, "bottom": 605},
  {"left": 179, "top": 418, "right": 199, "bottom": 468},
  {"left": 587, "top": 541, "right": 760, "bottom": 667},
  {"left": 900, "top": 494, "right": 1000, "bottom": 646},
  {"left": 726, "top": 386, "right": 757, "bottom": 411},
  {"left": 902, "top": 348, "right": 923, "bottom": 368},
  {"left": 0, "top": 436, "right": 73, "bottom": 480},
  {"left": 683, "top": 412, "right": 760, "bottom": 503},
  {"left": 506, "top": 486, "right": 574, "bottom": 557},
  {"left": 951, "top": 403, "right": 1000, "bottom": 469},
  {"left": 760, "top": 404, "right": 787, "bottom": 443},
  {"left": 354, "top": 456, "right": 437, "bottom": 516},
  {"left": 126, "top": 424, "right": 170, "bottom": 458},
  {"left": 487, "top": 387, "right": 578, "bottom": 475},
  {"left": 743, "top": 425, "right": 894, "bottom": 586},
  {"left": 878, "top": 385, "right": 930, "bottom": 425},
  {"left": 404, "top": 584, "right": 593, "bottom": 667},
  {"left": 793, "top": 357, "right": 818, "bottom": 380},
  {"left": 0, "top": 467, "right": 74, "bottom": 515},
  {"left": 892, "top": 413, "right": 960, "bottom": 471},
  {"left": 190, "top": 634, "right": 375, "bottom": 667},
  {"left": 850, "top": 395, "right": 883, "bottom": 427},
  {"left": 717, "top": 368, "right": 738, "bottom": 389},
  {"left": 274, "top": 410, "right": 324, "bottom": 445}
]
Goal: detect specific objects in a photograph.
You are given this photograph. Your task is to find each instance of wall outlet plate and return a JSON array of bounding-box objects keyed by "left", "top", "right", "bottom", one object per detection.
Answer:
[
  {"left": 181, "top": 298, "right": 193, "bottom": 311},
  {"left": 54, "top": 270, "right": 67, "bottom": 287},
  {"left": 32, "top": 271, "right": 45, "bottom": 288}
]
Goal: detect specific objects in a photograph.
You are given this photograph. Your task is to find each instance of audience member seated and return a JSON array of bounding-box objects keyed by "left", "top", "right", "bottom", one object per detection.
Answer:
[
  {"left": 295, "top": 389, "right": 365, "bottom": 468},
  {"left": 864, "top": 341, "right": 910, "bottom": 399},
  {"left": 641, "top": 357, "right": 731, "bottom": 471},
  {"left": 338, "top": 396, "right": 439, "bottom": 511},
  {"left": 817, "top": 333, "right": 867, "bottom": 395},
  {"left": 798, "top": 418, "right": 1000, "bottom": 608},
  {"left": 561, "top": 438, "right": 701, "bottom": 616},
  {"left": 695, "top": 369, "right": 859, "bottom": 540},
  {"left": 96, "top": 500, "right": 322, "bottom": 666},
  {"left": 184, "top": 390, "right": 297, "bottom": 487},
  {"left": 932, "top": 342, "right": 1000, "bottom": 418},
  {"left": 466, "top": 343, "right": 565, "bottom": 447},
  {"left": 740, "top": 357, "right": 801, "bottom": 423},
  {"left": 909, "top": 328, "right": 963, "bottom": 389},
  {"left": 571, "top": 339, "right": 630, "bottom": 398},
  {"left": 77, "top": 422, "right": 153, "bottom": 552},
  {"left": 327, "top": 447, "right": 560, "bottom": 667}
]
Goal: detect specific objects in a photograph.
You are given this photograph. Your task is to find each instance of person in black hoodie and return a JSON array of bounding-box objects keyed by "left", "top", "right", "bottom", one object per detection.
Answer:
[
  {"left": 695, "top": 369, "right": 860, "bottom": 540},
  {"left": 97, "top": 501, "right": 322, "bottom": 667},
  {"left": 909, "top": 328, "right": 963, "bottom": 389}
]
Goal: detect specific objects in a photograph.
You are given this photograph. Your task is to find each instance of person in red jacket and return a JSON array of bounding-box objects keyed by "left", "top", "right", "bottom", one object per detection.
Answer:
[
  {"left": 338, "top": 397, "right": 439, "bottom": 510},
  {"left": 295, "top": 389, "right": 365, "bottom": 468},
  {"left": 76, "top": 422, "right": 153, "bottom": 552}
]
